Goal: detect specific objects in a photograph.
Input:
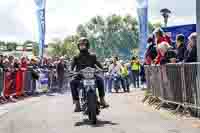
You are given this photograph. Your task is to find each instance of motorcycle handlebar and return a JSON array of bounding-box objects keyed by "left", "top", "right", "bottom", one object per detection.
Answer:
[{"left": 66, "top": 69, "right": 108, "bottom": 78}]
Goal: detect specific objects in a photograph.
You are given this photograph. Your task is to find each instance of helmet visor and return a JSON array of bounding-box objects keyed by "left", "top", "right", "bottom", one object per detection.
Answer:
[{"left": 79, "top": 39, "right": 88, "bottom": 49}]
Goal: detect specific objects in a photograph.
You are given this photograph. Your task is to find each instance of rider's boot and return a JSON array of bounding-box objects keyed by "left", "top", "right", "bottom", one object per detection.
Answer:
[
  {"left": 100, "top": 97, "right": 109, "bottom": 108},
  {"left": 74, "top": 100, "right": 81, "bottom": 112}
]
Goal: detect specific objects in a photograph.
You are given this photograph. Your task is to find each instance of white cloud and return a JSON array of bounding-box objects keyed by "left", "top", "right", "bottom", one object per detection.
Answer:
[
  {"left": 0, "top": 0, "right": 138, "bottom": 43},
  {"left": 0, "top": 0, "right": 197, "bottom": 43}
]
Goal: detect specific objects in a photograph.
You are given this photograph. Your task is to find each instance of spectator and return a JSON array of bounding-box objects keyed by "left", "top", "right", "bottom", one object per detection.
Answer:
[
  {"left": 8, "top": 56, "right": 14, "bottom": 69},
  {"left": 157, "top": 42, "right": 177, "bottom": 65},
  {"left": 56, "top": 57, "right": 65, "bottom": 92},
  {"left": 140, "top": 63, "right": 146, "bottom": 86},
  {"left": 41, "top": 57, "right": 49, "bottom": 69},
  {"left": 47, "top": 57, "right": 55, "bottom": 69},
  {"left": 0, "top": 54, "right": 4, "bottom": 68},
  {"left": 103, "top": 59, "right": 111, "bottom": 92},
  {"left": 47, "top": 57, "right": 56, "bottom": 91},
  {"left": 130, "top": 56, "right": 140, "bottom": 88},
  {"left": 29, "top": 57, "right": 39, "bottom": 95},
  {"left": 3, "top": 59, "right": 9, "bottom": 70},
  {"left": 176, "top": 34, "right": 186, "bottom": 62},
  {"left": 14, "top": 58, "right": 20, "bottom": 69},
  {"left": 120, "top": 61, "right": 130, "bottom": 92},
  {"left": 145, "top": 35, "right": 157, "bottom": 65},
  {"left": 21, "top": 57, "right": 28, "bottom": 69},
  {"left": 3, "top": 55, "right": 8, "bottom": 61},
  {"left": 153, "top": 28, "right": 171, "bottom": 45},
  {"left": 153, "top": 28, "right": 172, "bottom": 64},
  {"left": 108, "top": 56, "right": 122, "bottom": 93},
  {"left": 184, "top": 32, "right": 197, "bottom": 63}
]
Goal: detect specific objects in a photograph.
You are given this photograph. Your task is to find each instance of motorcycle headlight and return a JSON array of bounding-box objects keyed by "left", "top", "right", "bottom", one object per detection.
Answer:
[{"left": 82, "top": 72, "right": 95, "bottom": 79}]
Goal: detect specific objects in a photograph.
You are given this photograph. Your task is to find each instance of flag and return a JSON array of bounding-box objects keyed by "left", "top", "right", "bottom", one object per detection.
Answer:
[
  {"left": 34, "top": 0, "right": 46, "bottom": 58},
  {"left": 136, "top": 0, "right": 148, "bottom": 62}
]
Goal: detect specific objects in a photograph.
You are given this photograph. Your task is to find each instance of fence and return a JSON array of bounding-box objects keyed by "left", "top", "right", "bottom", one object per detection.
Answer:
[
  {"left": 0, "top": 67, "right": 68, "bottom": 102},
  {"left": 144, "top": 63, "right": 200, "bottom": 116}
]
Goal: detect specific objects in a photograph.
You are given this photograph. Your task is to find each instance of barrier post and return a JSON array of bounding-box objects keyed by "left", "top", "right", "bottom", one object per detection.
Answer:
[
  {"left": 196, "top": 64, "right": 200, "bottom": 116},
  {"left": 0, "top": 68, "right": 4, "bottom": 97},
  {"left": 196, "top": 0, "right": 200, "bottom": 116},
  {"left": 180, "top": 63, "right": 187, "bottom": 112}
]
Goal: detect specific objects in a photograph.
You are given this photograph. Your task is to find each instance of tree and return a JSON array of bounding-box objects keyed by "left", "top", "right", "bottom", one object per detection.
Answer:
[
  {"left": 48, "top": 37, "right": 78, "bottom": 58},
  {"left": 77, "top": 24, "right": 88, "bottom": 37},
  {"left": 149, "top": 22, "right": 162, "bottom": 33},
  {"left": 62, "top": 37, "right": 79, "bottom": 58},
  {"left": 0, "top": 41, "right": 6, "bottom": 50},
  {"left": 23, "top": 40, "right": 39, "bottom": 56},
  {"left": 49, "top": 15, "right": 161, "bottom": 59},
  {"left": 77, "top": 14, "right": 140, "bottom": 58},
  {"left": 32, "top": 43, "right": 39, "bottom": 56},
  {"left": 48, "top": 39, "right": 63, "bottom": 57},
  {"left": 6, "top": 42, "right": 17, "bottom": 51}
]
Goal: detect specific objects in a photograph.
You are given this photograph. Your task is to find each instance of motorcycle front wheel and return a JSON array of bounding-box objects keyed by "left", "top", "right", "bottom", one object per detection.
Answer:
[{"left": 87, "top": 91, "right": 97, "bottom": 124}]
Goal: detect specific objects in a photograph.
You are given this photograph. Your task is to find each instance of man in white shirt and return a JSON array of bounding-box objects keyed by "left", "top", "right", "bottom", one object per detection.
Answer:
[{"left": 107, "top": 57, "right": 122, "bottom": 93}]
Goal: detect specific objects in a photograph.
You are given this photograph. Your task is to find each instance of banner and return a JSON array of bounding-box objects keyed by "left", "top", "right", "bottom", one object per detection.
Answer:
[
  {"left": 137, "top": 0, "right": 148, "bottom": 61},
  {"left": 37, "top": 70, "right": 48, "bottom": 93},
  {"left": 162, "top": 24, "right": 196, "bottom": 42},
  {"left": 34, "top": 0, "right": 46, "bottom": 58}
]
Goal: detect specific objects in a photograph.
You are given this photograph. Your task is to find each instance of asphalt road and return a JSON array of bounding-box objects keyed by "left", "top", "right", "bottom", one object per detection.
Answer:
[{"left": 0, "top": 91, "right": 199, "bottom": 133}]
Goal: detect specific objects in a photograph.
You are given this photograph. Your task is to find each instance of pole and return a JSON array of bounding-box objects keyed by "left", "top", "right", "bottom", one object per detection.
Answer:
[
  {"left": 197, "top": 0, "right": 200, "bottom": 62},
  {"left": 196, "top": 0, "right": 200, "bottom": 116}
]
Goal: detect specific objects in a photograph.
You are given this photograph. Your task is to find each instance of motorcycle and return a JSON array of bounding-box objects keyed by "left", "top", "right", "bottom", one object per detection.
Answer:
[
  {"left": 69, "top": 67, "right": 105, "bottom": 124},
  {"left": 111, "top": 72, "right": 121, "bottom": 93}
]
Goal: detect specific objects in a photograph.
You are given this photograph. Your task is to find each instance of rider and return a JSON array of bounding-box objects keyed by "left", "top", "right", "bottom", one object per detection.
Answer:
[{"left": 70, "top": 37, "right": 109, "bottom": 112}]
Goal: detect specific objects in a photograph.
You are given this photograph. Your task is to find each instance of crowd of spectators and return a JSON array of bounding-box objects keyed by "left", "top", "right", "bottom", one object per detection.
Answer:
[
  {"left": 0, "top": 55, "right": 69, "bottom": 102},
  {"left": 144, "top": 28, "right": 197, "bottom": 65}
]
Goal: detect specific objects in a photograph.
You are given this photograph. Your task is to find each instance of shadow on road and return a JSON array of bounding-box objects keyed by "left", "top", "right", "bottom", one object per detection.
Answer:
[
  {"left": 45, "top": 90, "right": 69, "bottom": 96},
  {"left": 74, "top": 119, "right": 119, "bottom": 127}
]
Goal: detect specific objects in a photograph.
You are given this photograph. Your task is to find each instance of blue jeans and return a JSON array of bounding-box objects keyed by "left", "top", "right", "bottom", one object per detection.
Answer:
[
  {"left": 104, "top": 76, "right": 109, "bottom": 93},
  {"left": 131, "top": 70, "right": 139, "bottom": 88},
  {"left": 108, "top": 75, "right": 121, "bottom": 92},
  {"left": 30, "top": 79, "right": 36, "bottom": 95}
]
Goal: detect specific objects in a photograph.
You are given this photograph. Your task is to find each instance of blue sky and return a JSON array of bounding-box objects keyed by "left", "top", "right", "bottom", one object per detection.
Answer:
[{"left": 0, "top": 0, "right": 196, "bottom": 43}]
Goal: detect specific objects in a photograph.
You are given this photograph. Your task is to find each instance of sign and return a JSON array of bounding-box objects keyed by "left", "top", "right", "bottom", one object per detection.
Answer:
[
  {"left": 137, "top": 0, "right": 148, "bottom": 61},
  {"left": 34, "top": 0, "right": 46, "bottom": 58}
]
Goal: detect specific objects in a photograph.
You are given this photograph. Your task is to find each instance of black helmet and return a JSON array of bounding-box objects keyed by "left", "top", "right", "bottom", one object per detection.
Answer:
[{"left": 77, "top": 37, "right": 90, "bottom": 51}]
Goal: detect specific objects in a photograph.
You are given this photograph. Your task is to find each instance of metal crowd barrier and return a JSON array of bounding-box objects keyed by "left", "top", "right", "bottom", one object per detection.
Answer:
[
  {"left": 144, "top": 63, "right": 200, "bottom": 116},
  {"left": 0, "top": 67, "right": 70, "bottom": 100}
]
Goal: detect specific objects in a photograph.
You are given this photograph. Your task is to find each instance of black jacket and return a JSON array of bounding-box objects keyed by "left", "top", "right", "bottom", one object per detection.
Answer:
[
  {"left": 176, "top": 44, "right": 186, "bottom": 62},
  {"left": 160, "top": 49, "right": 177, "bottom": 65},
  {"left": 184, "top": 45, "right": 197, "bottom": 63},
  {"left": 57, "top": 62, "right": 65, "bottom": 76},
  {"left": 71, "top": 51, "right": 103, "bottom": 72},
  {"left": 28, "top": 63, "right": 39, "bottom": 80},
  {"left": 145, "top": 44, "right": 157, "bottom": 60}
]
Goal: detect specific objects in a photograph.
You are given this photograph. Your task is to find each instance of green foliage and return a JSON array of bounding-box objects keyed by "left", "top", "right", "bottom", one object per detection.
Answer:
[
  {"left": 76, "top": 14, "right": 140, "bottom": 58},
  {"left": 48, "top": 36, "right": 78, "bottom": 58},
  {"left": 149, "top": 22, "right": 163, "bottom": 33},
  {"left": 6, "top": 42, "right": 17, "bottom": 51},
  {"left": 23, "top": 40, "right": 39, "bottom": 56}
]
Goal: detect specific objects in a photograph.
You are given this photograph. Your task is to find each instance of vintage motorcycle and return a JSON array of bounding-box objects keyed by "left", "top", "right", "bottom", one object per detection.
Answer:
[{"left": 69, "top": 67, "right": 105, "bottom": 124}]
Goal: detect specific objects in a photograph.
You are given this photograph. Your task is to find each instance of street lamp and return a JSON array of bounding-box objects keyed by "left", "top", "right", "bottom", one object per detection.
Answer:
[{"left": 160, "top": 8, "right": 172, "bottom": 27}]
